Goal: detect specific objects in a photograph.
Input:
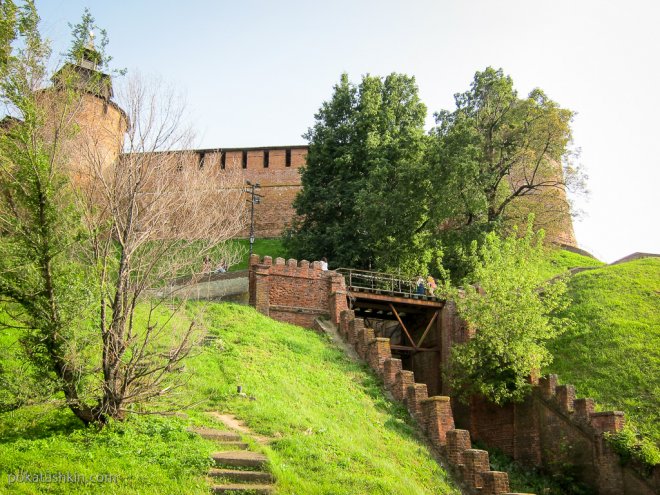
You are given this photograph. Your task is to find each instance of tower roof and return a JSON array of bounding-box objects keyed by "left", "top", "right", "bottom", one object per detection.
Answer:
[{"left": 52, "top": 44, "right": 113, "bottom": 100}]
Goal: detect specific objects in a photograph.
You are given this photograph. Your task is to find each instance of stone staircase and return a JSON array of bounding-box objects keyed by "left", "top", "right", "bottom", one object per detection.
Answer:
[{"left": 190, "top": 424, "right": 275, "bottom": 494}]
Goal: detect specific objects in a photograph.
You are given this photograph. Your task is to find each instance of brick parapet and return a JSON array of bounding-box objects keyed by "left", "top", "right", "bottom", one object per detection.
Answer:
[
  {"left": 334, "top": 310, "right": 533, "bottom": 495},
  {"left": 527, "top": 375, "right": 658, "bottom": 494},
  {"left": 573, "top": 397, "right": 595, "bottom": 422},
  {"left": 555, "top": 384, "right": 576, "bottom": 413},
  {"left": 590, "top": 411, "right": 625, "bottom": 434},
  {"left": 406, "top": 383, "right": 428, "bottom": 422},
  {"left": 538, "top": 374, "right": 558, "bottom": 400},
  {"left": 356, "top": 327, "right": 375, "bottom": 359},
  {"left": 367, "top": 337, "right": 391, "bottom": 375},
  {"left": 447, "top": 429, "right": 471, "bottom": 466},
  {"left": 421, "top": 396, "right": 455, "bottom": 447},
  {"left": 393, "top": 370, "right": 415, "bottom": 403},
  {"left": 462, "top": 449, "right": 490, "bottom": 489},
  {"left": 481, "top": 471, "right": 510, "bottom": 495},
  {"left": 248, "top": 255, "right": 347, "bottom": 328},
  {"left": 382, "top": 358, "right": 402, "bottom": 390},
  {"left": 339, "top": 309, "right": 353, "bottom": 338}
]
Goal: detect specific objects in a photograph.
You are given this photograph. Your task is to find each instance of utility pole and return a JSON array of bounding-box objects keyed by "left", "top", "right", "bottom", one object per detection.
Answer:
[{"left": 244, "top": 180, "right": 263, "bottom": 257}]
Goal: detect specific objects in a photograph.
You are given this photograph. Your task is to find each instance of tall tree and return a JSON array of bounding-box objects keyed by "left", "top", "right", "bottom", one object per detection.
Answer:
[
  {"left": 354, "top": 74, "right": 437, "bottom": 276},
  {"left": 285, "top": 74, "right": 364, "bottom": 267},
  {"left": 286, "top": 73, "right": 435, "bottom": 273},
  {"left": 429, "top": 67, "right": 582, "bottom": 278},
  {"left": 0, "top": 0, "right": 96, "bottom": 419},
  {"left": 0, "top": 5, "right": 245, "bottom": 424}
]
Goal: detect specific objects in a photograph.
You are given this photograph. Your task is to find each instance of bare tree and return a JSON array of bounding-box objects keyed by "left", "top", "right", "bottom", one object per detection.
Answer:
[{"left": 73, "top": 73, "right": 246, "bottom": 421}]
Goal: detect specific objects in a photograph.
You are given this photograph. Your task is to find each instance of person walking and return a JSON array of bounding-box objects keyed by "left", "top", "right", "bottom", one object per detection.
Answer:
[
  {"left": 415, "top": 275, "right": 425, "bottom": 295},
  {"left": 427, "top": 274, "right": 437, "bottom": 296}
]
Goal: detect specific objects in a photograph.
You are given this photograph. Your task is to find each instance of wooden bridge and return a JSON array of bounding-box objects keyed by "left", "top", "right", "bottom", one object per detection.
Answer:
[
  {"left": 339, "top": 269, "right": 441, "bottom": 346},
  {"left": 337, "top": 268, "right": 445, "bottom": 394}
]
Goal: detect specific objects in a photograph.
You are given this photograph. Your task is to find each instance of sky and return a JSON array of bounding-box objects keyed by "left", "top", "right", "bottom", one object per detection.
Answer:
[{"left": 35, "top": 0, "right": 660, "bottom": 263}]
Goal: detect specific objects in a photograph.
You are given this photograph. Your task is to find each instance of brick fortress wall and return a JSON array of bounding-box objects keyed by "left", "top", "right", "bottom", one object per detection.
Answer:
[
  {"left": 191, "top": 146, "right": 307, "bottom": 239},
  {"left": 248, "top": 254, "right": 348, "bottom": 328},
  {"left": 177, "top": 145, "right": 577, "bottom": 247},
  {"left": 440, "top": 301, "right": 659, "bottom": 495}
]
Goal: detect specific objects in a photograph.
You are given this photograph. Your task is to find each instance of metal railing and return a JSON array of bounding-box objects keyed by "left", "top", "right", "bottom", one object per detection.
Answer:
[{"left": 336, "top": 268, "right": 420, "bottom": 297}]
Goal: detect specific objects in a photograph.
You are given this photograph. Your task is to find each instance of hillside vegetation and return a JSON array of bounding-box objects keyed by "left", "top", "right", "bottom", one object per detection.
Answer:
[
  {"left": 0, "top": 303, "right": 458, "bottom": 494},
  {"left": 545, "top": 257, "right": 660, "bottom": 449}
]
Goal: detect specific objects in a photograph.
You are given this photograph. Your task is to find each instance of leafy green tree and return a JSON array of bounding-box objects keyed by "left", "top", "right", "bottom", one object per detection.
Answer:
[
  {"left": 286, "top": 72, "right": 437, "bottom": 273},
  {"left": 430, "top": 67, "right": 581, "bottom": 279},
  {"left": 447, "top": 224, "right": 570, "bottom": 405},
  {"left": 353, "top": 74, "right": 440, "bottom": 276},
  {"left": 285, "top": 74, "right": 362, "bottom": 266}
]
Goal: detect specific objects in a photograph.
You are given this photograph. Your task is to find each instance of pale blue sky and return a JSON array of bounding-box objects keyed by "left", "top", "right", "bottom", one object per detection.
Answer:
[{"left": 35, "top": 0, "right": 660, "bottom": 262}]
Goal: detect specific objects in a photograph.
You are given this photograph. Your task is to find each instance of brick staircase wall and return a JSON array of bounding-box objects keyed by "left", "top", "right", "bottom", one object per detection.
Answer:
[
  {"left": 248, "top": 257, "right": 659, "bottom": 494},
  {"left": 338, "top": 309, "right": 526, "bottom": 495},
  {"left": 439, "top": 301, "right": 659, "bottom": 495}
]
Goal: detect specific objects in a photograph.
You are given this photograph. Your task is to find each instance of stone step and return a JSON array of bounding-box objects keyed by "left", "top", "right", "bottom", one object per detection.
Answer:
[
  {"left": 190, "top": 427, "right": 241, "bottom": 442},
  {"left": 209, "top": 468, "right": 274, "bottom": 483},
  {"left": 211, "top": 483, "right": 273, "bottom": 494},
  {"left": 212, "top": 451, "right": 268, "bottom": 469}
]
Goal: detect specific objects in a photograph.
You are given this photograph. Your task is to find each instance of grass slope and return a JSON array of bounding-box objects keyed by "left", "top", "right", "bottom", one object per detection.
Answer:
[
  {"left": 186, "top": 303, "right": 458, "bottom": 494},
  {"left": 0, "top": 303, "right": 458, "bottom": 494},
  {"left": 545, "top": 257, "right": 660, "bottom": 447},
  {"left": 536, "top": 249, "right": 604, "bottom": 282}
]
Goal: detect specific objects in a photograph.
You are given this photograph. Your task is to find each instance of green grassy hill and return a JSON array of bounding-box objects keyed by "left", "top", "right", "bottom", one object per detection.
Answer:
[
  {"left": 545, "top": 257, "right": 660, "bottom": 450},
  {"left": 536, "top": 248, "right": 604, "bottom": 281},
  {"left": 0, "top": 303, "right": 458, "bottom": 494}
]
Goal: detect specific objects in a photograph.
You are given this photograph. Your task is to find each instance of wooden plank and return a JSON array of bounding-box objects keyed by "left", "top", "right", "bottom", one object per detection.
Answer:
[
  {"left": 353, "top": 291, "right": 444, "bottom": 307},
  {"left": 417, "top": 310, "right": 439, "bottom": 348},
  {"left": 389, "top": 303, "right": 417, "bottom": 350},
  {"left": 390, "top": 345, "right": 439, "bottom": 353}
]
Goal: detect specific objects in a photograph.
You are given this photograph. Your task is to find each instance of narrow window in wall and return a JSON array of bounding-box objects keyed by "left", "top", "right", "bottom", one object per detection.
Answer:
[
  {"left": 198, "top": 152, "right": 205, "bottom": 169},
  {"left": 242, "top": 150, "right": 248, "bottom": 169},
  {"left": 285, "top": 148, "right": 291, "bottom": 167},
  {"left": 263, "top": 150, "right": 269, "bottom": 168},
  {"left": 220, "top": 152, "right": 226, "bottom": 170}
]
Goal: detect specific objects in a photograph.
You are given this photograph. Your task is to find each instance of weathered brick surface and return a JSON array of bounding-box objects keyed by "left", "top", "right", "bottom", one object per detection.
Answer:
[
  {"left": 555, "top": 384, "right": 576, "bottom": 412},
  {"left": 594, "top": 436, "right": 625, "bottom": 495},
  {"left": 462, "top": 449, "right": 490, "bottom": 488},
  {"left": 538, "top": 374, "right": 558, "bottom": 400},
  {"left": 356, "top": 327, "right": 375, "bottom": 359},
  {"left": 446, "top": 429, "right": 471, "bottom": 466},
  {"left": 421, "top": 396, "right": 454, "bottom": 447},
  {"left": 406, "top": 383, "right": 428, "bottom": 422},
  {"left": 367, "top": 337, "right": 391, "bottom": 374},
  {"left": 382, "top": 358, "right": 402, "bottom": 390},
  {"left": 249, "top": 255, "right": 346, "bottom": 328},
  {"left": 481, "top": 471, "right": 510, "bottom": 495},
  {"left": 393, "top": 370, "right": 415, "bottom": 403},
  {"left": 512, "top": 395, "right": 541, "bottom": 465},
  {"left": 574, "top": 398, "right": 595, "bottom": 422},
  {"left": 590, "top": 411, "right": 625, "bottom": 434},
  {"left": 470, "top": 395, "right": 515, "bottom": 457}
]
